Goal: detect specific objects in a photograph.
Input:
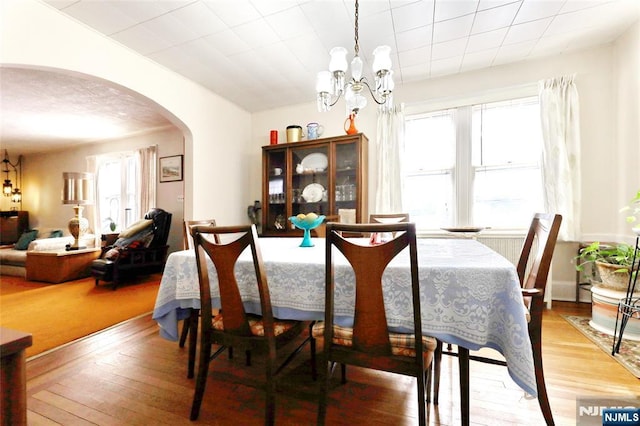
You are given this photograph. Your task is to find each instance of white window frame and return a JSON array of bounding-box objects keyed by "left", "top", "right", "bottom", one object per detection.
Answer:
[
  {"left": 403, "top": 87, "right": 543, "bottom": 233},
  {"left": 96, "top": 151, "right": 140, "bottom": 233}
]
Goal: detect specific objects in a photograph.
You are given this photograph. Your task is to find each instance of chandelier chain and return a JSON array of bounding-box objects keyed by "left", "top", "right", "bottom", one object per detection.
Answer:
[{"left": 354, "top": 0, "right": 359, "bottom": 56}]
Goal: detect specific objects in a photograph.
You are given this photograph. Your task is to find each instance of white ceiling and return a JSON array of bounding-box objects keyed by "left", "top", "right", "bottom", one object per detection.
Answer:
[{"left": 2, "top": 0, "right": 639, "bottom": 154}]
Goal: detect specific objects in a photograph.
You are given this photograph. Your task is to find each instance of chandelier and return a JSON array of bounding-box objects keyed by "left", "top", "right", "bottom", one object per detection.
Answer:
[
  {"left": 315, "top": 0, "right": 394, "bottom": 114},
  {"left": 2, "top": 150, "right": 22, "bottom": 203}
]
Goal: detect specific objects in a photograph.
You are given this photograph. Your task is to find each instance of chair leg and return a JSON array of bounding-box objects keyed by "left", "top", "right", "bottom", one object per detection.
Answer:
[
  {"left": 340, "top": 363, "right": 346, "bottom": 384},
  {"left": 530, "top": 325, "right": 555, "bottom": 425},
  {"left": 190, "top": 338, "right": 212, "bottom": 421},
  {"left": 187, "top": 309, "right": 199, "bottom": 379},
  {"left": 265, "top": 350, "right": 276, "bottom": 426},
  {"left": 317, "top": 359, "right": 332, "bottom": 425},
  {"left": 458, "top": 347, "right": 470, "bottom": 426},
  {"left": 179, "top": 315, "right": 190, "bottom": 348},
  {"left": 417, "top": 369, "right": 427, "bottom": 426},
  {"left": 433, "top": 340, "right": 442, "bottom": 404},
  {"left": 310, "top": 324, "right": 317, "bottom": 381}
]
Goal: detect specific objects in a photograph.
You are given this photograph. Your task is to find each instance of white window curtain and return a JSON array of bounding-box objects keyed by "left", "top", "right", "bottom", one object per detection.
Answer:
[
  {"left": 538, "top": 75, "right": 581, "bottom": 241},
  {"left": 137, "top": 145, "right": 157, "bottom": 214},
  {"left": 86, "top": 155, "right": 99, "bottom": 244},
  {"left": 374, "top": 104, "right": 405, "bottom": 214}
]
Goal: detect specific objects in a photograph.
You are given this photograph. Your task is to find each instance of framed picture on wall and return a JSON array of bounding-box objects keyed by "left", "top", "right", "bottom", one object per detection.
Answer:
[{"left": 159, "top": 155, "right": 183, "bottom": 182}]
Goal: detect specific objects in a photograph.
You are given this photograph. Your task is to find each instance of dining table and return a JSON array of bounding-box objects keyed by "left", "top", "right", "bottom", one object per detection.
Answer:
[{"left": 152, "top": 236, "right": 536, "bottom": 400}]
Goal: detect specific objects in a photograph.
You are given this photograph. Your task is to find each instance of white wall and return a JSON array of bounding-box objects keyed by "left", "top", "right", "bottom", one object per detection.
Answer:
[
  {"left": 1, "top": 0, "right": 253, "bottom": 229},
  {"left": 613, "top": 21, "right": 640, "bottom": 240}
]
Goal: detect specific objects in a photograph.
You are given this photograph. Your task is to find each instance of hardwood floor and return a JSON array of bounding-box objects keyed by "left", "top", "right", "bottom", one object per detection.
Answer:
[{"left": 24, "top": 302, "right": 638, "bottom": 425}]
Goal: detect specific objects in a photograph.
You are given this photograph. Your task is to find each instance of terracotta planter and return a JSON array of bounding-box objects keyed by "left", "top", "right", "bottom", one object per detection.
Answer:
[{"left": 595, "top": 261, "right": 632, "bottom": 292}]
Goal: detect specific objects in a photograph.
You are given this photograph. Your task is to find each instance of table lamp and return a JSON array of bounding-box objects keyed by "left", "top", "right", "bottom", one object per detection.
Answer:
[{"left": 62, "top": 172, "right": 94, "bottom": 250}]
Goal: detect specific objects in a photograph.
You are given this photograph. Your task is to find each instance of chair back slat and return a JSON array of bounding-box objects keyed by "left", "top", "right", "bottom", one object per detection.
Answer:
[
  {"left": 183, "top": 219, "right": 217, "bottom": 250},
  {"left": 192, "top": 225, "right": 272, "bottom": 337},
  {"left": 369, "top": 213, "right": 410, "bottom": 224},
  {"left": 326, "top": 222, "right": 420, "bottom": 356},
  {"left": 516, "top": 213, "right": 562, "bottom": 310}
]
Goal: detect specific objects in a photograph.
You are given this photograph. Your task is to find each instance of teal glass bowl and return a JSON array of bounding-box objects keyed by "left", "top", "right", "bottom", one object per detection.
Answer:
[{"left": 288, "top": 215, "right": 325, "bottom": 247}]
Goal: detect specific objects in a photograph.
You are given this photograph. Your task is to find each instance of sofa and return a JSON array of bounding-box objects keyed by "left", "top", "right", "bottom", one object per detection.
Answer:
[{"left": 0, "top": 229, "right": 97, "bottom": 278}]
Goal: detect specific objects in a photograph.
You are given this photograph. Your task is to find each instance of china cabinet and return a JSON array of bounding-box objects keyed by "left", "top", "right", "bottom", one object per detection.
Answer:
[{"left": 261, "top": 133, "right": 368, "bottom": 236}]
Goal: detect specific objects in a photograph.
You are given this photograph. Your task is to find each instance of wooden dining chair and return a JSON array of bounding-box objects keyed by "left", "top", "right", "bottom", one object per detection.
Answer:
[
  {"left": 313, "top": 222, "right": 437, "bottom": 426},
  {"left": 182, "top": 219, "right": 217, "bottom": 250},
  {"left": 179, "top": 219, "right": 218, "bottom": 378},
  {"left": 368, "top": 212, "right": 410, "bottom": 223},
  {"left": 432, "top": 213, "right": 562, "bottom": 426},
  {"left": 189, "top": 224, "right": 314, "bottom": 424},
  {"left": 312, "top": 214, "right": 339, "bottom": 238}
]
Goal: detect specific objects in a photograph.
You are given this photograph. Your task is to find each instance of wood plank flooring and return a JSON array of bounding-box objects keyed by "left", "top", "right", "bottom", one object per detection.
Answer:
[{"left": 24, "top": 302, "right": 639, "bottom": 425}]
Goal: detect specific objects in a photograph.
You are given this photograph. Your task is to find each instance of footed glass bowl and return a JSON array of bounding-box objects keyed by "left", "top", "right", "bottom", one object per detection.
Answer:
[{"left": 289, "top": 215, "right": 325, "bottom": 247}]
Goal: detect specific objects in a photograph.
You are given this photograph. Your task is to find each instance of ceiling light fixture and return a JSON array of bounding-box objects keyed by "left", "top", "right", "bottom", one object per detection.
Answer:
[
  {"left": 2, "top": 150, "right": 22, "bottom": 201},
  {"left": 315, "top": 0, "right": 394, "bottom": 114}
]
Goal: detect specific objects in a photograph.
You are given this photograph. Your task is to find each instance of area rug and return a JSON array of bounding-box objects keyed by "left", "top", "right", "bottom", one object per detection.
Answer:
[
  {"left": 0, "top": 274, "right": 161, "bottom": 358},
  {"left": 563, "top": 315, "right": 640, "bottom": 378}
]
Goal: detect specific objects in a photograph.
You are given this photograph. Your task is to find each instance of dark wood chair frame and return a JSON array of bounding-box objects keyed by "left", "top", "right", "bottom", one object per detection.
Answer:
[
  {"left": 189, "top": 224, "right": 313, "bottom": 424},
  {"left": 317, "top": 221, "right": 434, "bottom": 426},
  {"left": 432, "top": 213, "right": 562, "bottom": 426},
  {"left": 178, "top": 219, "right": 218, "bottom": 378},
  {"left": 368, "top": 212, "right": 411, "bottom": 223}
]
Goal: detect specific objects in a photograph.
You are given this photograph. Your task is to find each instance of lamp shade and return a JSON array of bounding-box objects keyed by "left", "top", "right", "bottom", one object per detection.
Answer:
[
  {"left": 62, "top": 172, "right": 94, "bottom": 205},
  {"left": 329, "top": 47, "right": 348, "bottom": 72},
  {"left": 372, "top": 45, "right": 392, "bottom": 73}
]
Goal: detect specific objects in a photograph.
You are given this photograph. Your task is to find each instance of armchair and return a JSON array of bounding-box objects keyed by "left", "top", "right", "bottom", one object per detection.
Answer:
[{"left": 91, "top": 208, "right": 172, "bottom": 290}]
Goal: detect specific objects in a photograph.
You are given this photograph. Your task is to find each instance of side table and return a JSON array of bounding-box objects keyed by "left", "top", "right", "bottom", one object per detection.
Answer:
[
  {"left": 0, "top": 327, "right": 32, "bottom": 426},
  {"left": 26, "top": 247, "right": 101, "bottom": 283}
]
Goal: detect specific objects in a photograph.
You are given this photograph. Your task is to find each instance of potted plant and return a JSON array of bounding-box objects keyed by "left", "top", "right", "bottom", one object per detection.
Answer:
[
  {"left": 576, "top": 189, "right": 640, "bottom": 291},
  {"left": 104, "top": 217, "right": 117, "bottom": 232},
  {"left": 576, "top": 241, "right": 635, "bottom": 291}
]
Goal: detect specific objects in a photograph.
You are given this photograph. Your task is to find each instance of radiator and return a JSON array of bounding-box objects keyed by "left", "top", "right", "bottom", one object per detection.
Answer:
[
  {"left": 476, "top": 235, "right": 526, "bottom": 266},
  {"left": 476, "top": 234, "right": 551, "bottom": 306}
]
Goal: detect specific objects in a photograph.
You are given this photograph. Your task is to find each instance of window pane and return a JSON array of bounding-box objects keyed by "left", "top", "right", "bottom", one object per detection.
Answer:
[
  {"left": 473, "top": 166, "right": 543, "bottom": 228},
  {"left": 405, "top": 110, "right": 455, "bottom": 171},
  {"left": 472, "top": 97, "right": 541, "bottom": 166},
  {"left": 97, "top": 153, "right": 140, "bottom": 233},
  {"left": 98, "top": 160, "right": 121, "bottom": 232},
  {"left": 471, "top": 96, "right": 543, "bottom": 227},
  {"left": 403, "top": 172, "right": 453, "bottom": 228},
  {"left": 404, "top": 110, "right": 456, "bottom": 228}
]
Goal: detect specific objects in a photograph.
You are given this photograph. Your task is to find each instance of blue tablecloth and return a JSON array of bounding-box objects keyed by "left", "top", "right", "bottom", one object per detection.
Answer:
[{"left": 153, "top": 237, "right": 535, "bottom": 396}]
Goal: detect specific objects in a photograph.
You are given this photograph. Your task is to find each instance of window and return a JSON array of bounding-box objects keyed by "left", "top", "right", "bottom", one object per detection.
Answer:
[
  {"left": 96, "top": 153, "right": 139, "bottom": 233},
  {"left": 403, "top": 96, "right": 543, "bottom": 231}
]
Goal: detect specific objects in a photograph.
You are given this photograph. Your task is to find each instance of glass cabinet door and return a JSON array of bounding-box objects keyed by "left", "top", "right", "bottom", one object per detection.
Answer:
[
  {"left": 290, "top": 145, "right": 330, "bottom": 228},
  {"left": 265, "top": 149, "right": 286, "bottom": 233},
  {"left": 333, "top": 141, "right": 358, "bottom": 219}
]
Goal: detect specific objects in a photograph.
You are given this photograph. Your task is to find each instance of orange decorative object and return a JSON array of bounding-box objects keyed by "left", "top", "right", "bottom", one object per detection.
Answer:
[{"left": 344, "top": 113, "right": 358, "bottom": 135}]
